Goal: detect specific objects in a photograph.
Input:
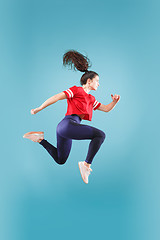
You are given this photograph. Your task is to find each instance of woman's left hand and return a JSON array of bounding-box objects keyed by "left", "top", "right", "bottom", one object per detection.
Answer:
[{"left": 111, "top": 94, "right": 120, "bottom": 103}]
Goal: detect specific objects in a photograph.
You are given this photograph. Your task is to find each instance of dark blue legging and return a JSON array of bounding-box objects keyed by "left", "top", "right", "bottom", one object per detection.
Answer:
[{"left": 39, "top": 114, "right": 106, "bottom": 165}]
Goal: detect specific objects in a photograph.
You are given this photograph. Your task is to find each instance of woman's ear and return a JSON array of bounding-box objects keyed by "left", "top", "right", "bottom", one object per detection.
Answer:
[{"left": 87, "top": 78, "right": 92, "bottom": 84}]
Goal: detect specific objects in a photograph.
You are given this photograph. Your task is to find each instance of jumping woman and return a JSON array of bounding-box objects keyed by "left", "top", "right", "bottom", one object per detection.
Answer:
[{"left": 23, "top": 50, "right": 120, "bottom": 184}]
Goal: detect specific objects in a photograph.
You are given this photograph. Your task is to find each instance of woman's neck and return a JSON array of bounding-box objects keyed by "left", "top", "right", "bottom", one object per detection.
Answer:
[{"left": 82, "top": 85, "right": 91, "bottom": 94}]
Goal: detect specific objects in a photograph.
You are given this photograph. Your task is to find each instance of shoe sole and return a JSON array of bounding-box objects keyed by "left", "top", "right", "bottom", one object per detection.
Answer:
[
  {"left": 23, "top": 131, "right": 44, "bottom": 138},
  {"left": 23, "top": 132, "right": 44, "bottom": 142},
  {"left": 78, "top": 162, "right": 88, "bottom": 184}
]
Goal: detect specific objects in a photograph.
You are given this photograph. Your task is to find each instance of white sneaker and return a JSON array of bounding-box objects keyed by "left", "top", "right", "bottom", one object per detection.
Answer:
[
  {"left": 78, "top": 161, "right": 92, "bottom": 184},
  {"left": 23, "top": 131, "right": 44, "bottom": 142}
]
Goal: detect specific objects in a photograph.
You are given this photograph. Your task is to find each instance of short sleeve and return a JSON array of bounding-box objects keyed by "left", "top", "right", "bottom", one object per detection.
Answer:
[
  {"left": 63, "top": 85, "right": 77, "bottom": 99},
  {"left": 93, "top": 99, "right": 101, "bottom": 111}
]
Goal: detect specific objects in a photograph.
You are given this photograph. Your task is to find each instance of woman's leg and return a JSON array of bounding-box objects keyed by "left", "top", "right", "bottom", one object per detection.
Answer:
[
  {"left": 57, "top": 118, "right": 106, "bottom": 165},
  {"left": 39, "top": 136, "right": 72, "bottom": 165},
  {"left": 39, "top": 117, "right": 73, "bottom": 165},
  {"left": 39, "top": 115, "right": 106, "bottom": 165}
]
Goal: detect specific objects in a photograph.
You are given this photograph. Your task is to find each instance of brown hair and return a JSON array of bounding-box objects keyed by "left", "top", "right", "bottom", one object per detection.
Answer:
[{"left": 63, "top": 50, "right": 99, "bottom": 85}]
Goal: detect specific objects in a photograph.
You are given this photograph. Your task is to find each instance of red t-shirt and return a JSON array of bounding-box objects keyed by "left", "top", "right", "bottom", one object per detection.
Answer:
[{"left": 63, "top": 85, "right": 101, "bottom": 121}]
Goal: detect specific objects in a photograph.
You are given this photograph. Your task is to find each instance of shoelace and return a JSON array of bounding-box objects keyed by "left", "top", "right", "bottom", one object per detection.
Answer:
[{"left": 84, "top": 166, "right": 92, "bottom": 176}]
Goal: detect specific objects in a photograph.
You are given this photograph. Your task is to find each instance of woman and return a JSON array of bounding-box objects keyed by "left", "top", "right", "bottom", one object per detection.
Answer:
[{"left": 23, "top": 50, "right": 120, "bottom": 184}]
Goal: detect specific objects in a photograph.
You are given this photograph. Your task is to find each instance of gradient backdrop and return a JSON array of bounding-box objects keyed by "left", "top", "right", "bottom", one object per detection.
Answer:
[{"left": 0, "top": 0, "right": 159, "bottom": 239}]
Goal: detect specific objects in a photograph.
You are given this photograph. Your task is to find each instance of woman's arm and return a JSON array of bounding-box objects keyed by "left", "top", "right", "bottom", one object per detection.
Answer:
[
  {"left": 97, "top": 102, "right": 116, "bottom": 112},
  {"left": 31, "top": 92, "right": 67, "bottom": 114},
  {"left": 97, "top": 94, "right": 120, "bottom": 112}
]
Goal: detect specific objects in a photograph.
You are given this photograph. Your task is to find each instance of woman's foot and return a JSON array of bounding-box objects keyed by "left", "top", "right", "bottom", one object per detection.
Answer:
[
  {"left": 78, "top": 161, "right": 92, "bottom": 184},
  {"left": 23, "top": 131, "right": 44, "bottom": 142}
]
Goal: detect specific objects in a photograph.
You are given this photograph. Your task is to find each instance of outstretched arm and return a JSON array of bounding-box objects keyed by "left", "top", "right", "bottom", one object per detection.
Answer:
[
  {"left": 31, "top": 92, "right": 67, "bottom": 114},
  {"left": 97, "top": 94, "right": 120, "bottom": 112}
]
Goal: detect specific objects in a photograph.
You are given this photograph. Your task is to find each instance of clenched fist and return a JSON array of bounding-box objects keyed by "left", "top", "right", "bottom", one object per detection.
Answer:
[{"left": 111, "top": 94, "right": 120, "bottom": 103}]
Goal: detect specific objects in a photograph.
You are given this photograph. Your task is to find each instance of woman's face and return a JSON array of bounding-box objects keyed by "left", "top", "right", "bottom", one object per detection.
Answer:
[{"left": 90, "top": 75, "right": 100, "bottom": 90}]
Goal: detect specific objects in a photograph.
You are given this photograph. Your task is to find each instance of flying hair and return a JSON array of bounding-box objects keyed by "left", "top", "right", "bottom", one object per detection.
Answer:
[{"left": 63, "top": 50, "right": 99, "bottom": 85}]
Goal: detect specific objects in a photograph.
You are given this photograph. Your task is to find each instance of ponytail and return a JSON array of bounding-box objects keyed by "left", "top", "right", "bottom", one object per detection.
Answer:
[{"left": 63, "top": 50, "right": 99, "bottom": 85}]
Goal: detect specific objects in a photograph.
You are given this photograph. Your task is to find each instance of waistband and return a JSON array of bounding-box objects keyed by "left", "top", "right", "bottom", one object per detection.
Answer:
[{"left": 64, "top": 114, "right": 82, "bottom": 123}]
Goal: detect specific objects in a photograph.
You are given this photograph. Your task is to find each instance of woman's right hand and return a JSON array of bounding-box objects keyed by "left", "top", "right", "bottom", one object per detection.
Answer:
[{"left": 31, "top": 108, "right": 40, "bottom": 115}]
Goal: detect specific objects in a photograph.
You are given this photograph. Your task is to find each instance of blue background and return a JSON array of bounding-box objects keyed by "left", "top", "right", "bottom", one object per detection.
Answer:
[{"left": 0, "top": 0, "right": 159, "bottom": 239}]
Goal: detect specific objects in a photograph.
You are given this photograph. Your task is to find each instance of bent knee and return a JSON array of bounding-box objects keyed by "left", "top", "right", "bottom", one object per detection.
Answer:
[
  {"left": 57, "top": 157, "right": 67, "bottom": 165},
  {"left": 102, "top": 131, "right": 106, "bottom": 141},
  {"left": 99, "top": 131, "right": 106, "bottom": 142},
  {"left": 58, "top": 161, "right": 66, "bottom": 165}
]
